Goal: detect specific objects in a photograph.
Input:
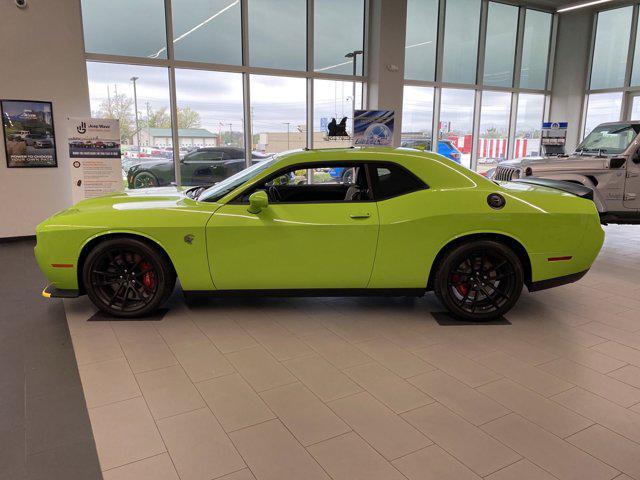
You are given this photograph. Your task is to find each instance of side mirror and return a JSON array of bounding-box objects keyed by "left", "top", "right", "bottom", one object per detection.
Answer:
[{"left": 247, "top": 190, "right": 269, "bottom": 214}]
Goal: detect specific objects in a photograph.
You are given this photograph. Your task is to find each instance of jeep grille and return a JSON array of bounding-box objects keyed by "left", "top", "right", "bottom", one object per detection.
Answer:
[{"left": 494, "top": 166, "right": 519, "bottom": 181}]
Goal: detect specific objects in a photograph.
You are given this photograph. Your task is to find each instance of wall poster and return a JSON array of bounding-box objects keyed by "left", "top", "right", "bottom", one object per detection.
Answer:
[
  {"left": 67, "top": 117, "right": 122, "bottom": 203},
  {"left": 353, "top": 110, "right": 395, "bottom": 147},
  {"left": 1, "top": 100, "right": 57, "bottom": 168}
]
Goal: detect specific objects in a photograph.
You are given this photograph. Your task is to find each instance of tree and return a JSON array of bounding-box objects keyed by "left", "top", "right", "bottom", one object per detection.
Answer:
[
  {"left": 95, "top": 91, "right": 134, "bottom": 144},
  {"left": 141, "top": 105, "right": 201, "bottom": 130},
  {"left": 143, "top": 106, "right": 171, "bottom": 129},
  {"left": 177, "top": 107, "right": 201, "bottom": 129}
]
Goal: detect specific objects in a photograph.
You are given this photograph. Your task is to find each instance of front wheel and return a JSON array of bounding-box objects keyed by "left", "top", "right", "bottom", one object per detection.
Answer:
[
  {"left": 83, "top": 238, "right": 176, "bottom": 318},
  {"left": 434, "top": 240, "right": 523, "bottom": 321},
  {"left": 132, "top": 171, "right": 159, "bottom": 189}
]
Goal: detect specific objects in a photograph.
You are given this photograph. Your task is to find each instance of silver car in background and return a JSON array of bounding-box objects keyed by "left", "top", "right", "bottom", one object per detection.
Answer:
[{"left": 494, "top": 122, "right": 640, "bottom": 224}]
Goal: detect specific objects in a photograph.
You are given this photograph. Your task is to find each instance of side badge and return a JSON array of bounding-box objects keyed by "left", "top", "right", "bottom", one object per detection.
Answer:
[{"left": 184, "top": 234, "right": 195, "bottom": 245}]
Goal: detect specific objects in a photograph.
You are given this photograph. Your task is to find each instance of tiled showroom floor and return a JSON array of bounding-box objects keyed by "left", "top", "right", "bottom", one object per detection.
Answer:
[{"left": 45, "top": 226, "right": 640, "bottom": 479}]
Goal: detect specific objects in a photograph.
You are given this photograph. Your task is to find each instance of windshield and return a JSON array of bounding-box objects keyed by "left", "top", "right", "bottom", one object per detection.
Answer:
[
  {"left": 576, "top": 123, "right": 640, "bottom": 155},
  {"left": 197, "top": 157, "right": 278, "bottom": 202}
]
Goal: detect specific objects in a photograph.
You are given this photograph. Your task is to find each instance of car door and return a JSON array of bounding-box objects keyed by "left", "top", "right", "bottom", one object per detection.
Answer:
[
  {"left": 624, "top": 145, "right": 640, "bottom": 210},
  {"left": 205, "top": 162, "right": 379, "bottom": 290},
  {"left": 181, "top": 150, "right": 224, "bottom": 184}
]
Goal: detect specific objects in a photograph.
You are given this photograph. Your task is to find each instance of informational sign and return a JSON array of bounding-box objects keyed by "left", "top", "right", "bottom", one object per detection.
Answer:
[
  {"left": 1, "top": 100, "right": 57, "bottom": 168},
  {"left": 353, "top": 110, "right": 395, "bottom": 147},
  {"left": 67, "top": 117, "right": 122, "bottom": 203},
  {"left": 541, "top": 122, "right": 568, "bottom": 146},
  {"left": 541, "top": 121, "right": 568, "bottom": 156}
]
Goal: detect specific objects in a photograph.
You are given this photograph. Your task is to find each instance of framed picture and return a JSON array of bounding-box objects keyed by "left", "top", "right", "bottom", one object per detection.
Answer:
[{"left": 1, "top": 99, "right": 57, "bottom": 168}]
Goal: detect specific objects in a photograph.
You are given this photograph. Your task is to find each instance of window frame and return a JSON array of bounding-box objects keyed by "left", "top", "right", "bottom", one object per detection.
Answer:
[
  {"left": 402, "top": 2, "right": 556, "bottom": 171},
  {"left": 80, "top": 0, "right": 369, "bottom": 187},
  {"left": 582, "top": 3, "right": 640, "bottom": 137}
]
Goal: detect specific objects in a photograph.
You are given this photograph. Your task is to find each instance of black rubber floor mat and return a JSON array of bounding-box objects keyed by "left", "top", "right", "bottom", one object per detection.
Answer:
[
  {"left": 431, "top": 311, "right": 511, "bottom": 326},
  {"left": 88, "top": 308, "right": 170, "bottom": 322}
]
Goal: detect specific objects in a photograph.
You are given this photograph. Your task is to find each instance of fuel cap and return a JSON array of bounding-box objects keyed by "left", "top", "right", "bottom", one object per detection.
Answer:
[{"left": 487, "top": 193, "right": 506, "bottom": 209}]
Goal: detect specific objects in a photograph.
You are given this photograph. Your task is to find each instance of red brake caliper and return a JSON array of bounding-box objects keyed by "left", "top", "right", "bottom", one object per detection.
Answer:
[
  {"left": 139, "top": 261, "right": 156, "bottom": 290},
  {"left": 452, "top": 274, "right": 468, "bottom": 296}
]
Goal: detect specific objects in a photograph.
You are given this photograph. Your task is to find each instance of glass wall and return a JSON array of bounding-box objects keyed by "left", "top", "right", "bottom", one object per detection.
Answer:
[
  {"left": 590, "top": 6, "right": 633, "bottom": 90},
  {"left": 483, "top": 2, "right": 519, "bottom": 88},
  {"left": 584, "top": 92, "right": 623, "bottom": 137},
  {"left": 171, "top": 0, "right": 242, "bottom": 65},
  {"left": 249, "top": 0, "right": 307, "bottom": 70},
  {"left": 81, "top": 0, "right": 366, "bottom": 188},
  {"left": 515, "top": 94, "right": 545, "bottom": 158},
  {"left": 477, "top": 91, "right": 511, "bottom": 173},
  {"left": 250, "top": 75, "right": 307, "bottom": 155},
  {"left": 401, "top": 86, "right": 434, "bottom": 150},
  {"left": 403, "top": 1, "right": 553, "bottom": 171},
  {"left": 174, "top": 70, "right": 244, "bottom": 186},
  {"left": 86, "top": 62, "right": 174, "bottom": 188},
  {"left": 404, "top": 0, "right": 439, "bottom": 81},
  {"left": 81, "top": 0, "right": 167, "bottom": 58},
  {"left": 632, "top": 97, "right": 640, "bottom": 120},
  {"left": 315, "top": 0, "right": 365, "bottom": 75},
  {"left": 442, "top": 0, "right": 482, "bottom": 84},
  {"left": 439, "top": 89, "right": 476, "bottom": 169},
  {"left": 585, "top": 5, "right": 640, "bottom": 131},
  {"left": 632, "top": 17, "right": 640, "bottom": 87},
  {"left": 520, "top": 10, "right": 552, "bottom": 90}
]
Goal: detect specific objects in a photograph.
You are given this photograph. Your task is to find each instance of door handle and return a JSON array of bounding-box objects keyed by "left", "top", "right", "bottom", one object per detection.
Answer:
[{"left": 349, "top": 212, "right": 371, "bottom": 219}]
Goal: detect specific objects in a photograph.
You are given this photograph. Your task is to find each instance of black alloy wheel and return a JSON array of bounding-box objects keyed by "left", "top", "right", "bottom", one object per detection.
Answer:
[
  {"left": 133, "top": 171, "right": 159, "bottom": 189},
  {"left": 434, "top": 240, "right": 523, "bottom": 321},
  {"left": 83, "top": 238, "right": 175, "bottom": 318}
]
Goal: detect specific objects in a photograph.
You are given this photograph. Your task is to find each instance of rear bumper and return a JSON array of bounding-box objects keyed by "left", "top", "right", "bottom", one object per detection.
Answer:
[
  {"left": 42, "top": 284, "right": 80, "bottom": 299},
  {"left": 527, "top": 269, "right": 589, "bottom": 292}
]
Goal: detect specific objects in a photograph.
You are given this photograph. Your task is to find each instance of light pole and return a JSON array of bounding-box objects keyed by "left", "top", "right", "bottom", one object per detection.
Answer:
[
  {"left": 130, "top": 76, "right": 140, "bottom": 146},
  {"left": 344, "top": 50, "right": 363, "bottom": 133},
  {"left": 283, "top": 122, "right": 291, "bottom": 150}
]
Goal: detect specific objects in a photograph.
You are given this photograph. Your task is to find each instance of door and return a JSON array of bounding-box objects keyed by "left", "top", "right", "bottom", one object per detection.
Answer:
[
  {"left": 205, "top": 163, "right": 379, "bottom": 290},
  {"left": 180, "top": 150, "right": 224, "bottom": 184}
]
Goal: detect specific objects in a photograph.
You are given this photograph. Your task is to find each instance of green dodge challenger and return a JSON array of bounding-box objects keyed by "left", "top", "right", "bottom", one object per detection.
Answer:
[{"left": 36, "top": 148, "right": 604, "bottom": 321}]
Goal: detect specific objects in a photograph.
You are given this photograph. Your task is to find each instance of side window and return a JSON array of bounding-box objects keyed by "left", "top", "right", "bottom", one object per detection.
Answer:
[
  {"left": 203, "top": 151, "right": 224, "bottom": 161},
  {"left": 373, "top": 164, "right": 426, "bottom": 200},
  {"left": 238, "top": 163, "right": 371, "bottom": 203}
]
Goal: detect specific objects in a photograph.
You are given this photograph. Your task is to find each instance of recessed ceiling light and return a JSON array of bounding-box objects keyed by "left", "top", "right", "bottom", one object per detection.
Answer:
[{"left": 557, "top": 0, "right": 613, "bottom": 13}]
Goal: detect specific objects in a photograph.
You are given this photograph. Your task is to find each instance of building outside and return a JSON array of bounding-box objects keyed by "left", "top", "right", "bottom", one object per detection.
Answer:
[
  {"left": 137, "top": 128, "right": 218, "bottom": 148},
  {"left": 257, "top": 129, "right": 352, "bottom": 154}
]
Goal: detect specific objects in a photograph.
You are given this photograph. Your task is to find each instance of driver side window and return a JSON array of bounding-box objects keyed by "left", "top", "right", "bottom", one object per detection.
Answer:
[{"left": 239, "top": 163, "right": 371, "bottom": 204}]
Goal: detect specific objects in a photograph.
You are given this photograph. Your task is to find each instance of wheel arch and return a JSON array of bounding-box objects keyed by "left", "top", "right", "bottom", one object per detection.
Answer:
[
  {"left": 426, "top": 232, "right": 532, "bottom": 291},
  {"left": 76, "top": 231, "right": 177, "bottom": 295}
]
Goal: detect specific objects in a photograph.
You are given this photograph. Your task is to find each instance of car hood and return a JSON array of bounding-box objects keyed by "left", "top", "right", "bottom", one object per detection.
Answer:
[
  {"left": 499, "top": 154, "right": 611, "bottom": 170},
  {"left": 54, "top": 187, "right": 190, "bottom": 215}
]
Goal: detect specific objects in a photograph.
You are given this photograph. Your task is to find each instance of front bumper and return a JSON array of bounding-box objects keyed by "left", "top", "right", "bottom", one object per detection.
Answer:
[
  {"left": 42, "top": 284, "right": 80, "bottom": 299},
  {"left": 527, "top": 269, "right": 589, "bottom": 292}
]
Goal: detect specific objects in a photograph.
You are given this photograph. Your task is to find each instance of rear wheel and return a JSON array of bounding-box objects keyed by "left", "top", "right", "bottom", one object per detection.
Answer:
[
  {"left": 434, "top": 240, "right": 523, "bottom": 321},
  {"left": 83, "top": 238, "right": 175, "bottom": 318}
]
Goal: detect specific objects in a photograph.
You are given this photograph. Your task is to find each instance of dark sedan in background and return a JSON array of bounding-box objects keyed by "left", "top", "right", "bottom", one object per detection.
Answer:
[{"left": 126, "top": 147, "right": 271, "bottom": 188}]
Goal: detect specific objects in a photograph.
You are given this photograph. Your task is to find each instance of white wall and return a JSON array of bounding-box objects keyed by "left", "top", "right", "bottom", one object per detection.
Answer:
[
  {"left": 548, "top": 9, "right": 594, "bottom": 152},
  {"left": 0, "top": 0, "right": 89, "bottom": 238}
]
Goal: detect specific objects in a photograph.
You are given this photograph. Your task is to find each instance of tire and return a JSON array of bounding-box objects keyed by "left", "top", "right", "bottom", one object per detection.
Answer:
[
  {"left": 132, "top": 171, "right": 159, "bottom": 189},
  {"left": 83, "top": 237, "right": 176, "bottom": 318},
  {"left": 434, "top": 240, "right": 523, "bottom": 322}
]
